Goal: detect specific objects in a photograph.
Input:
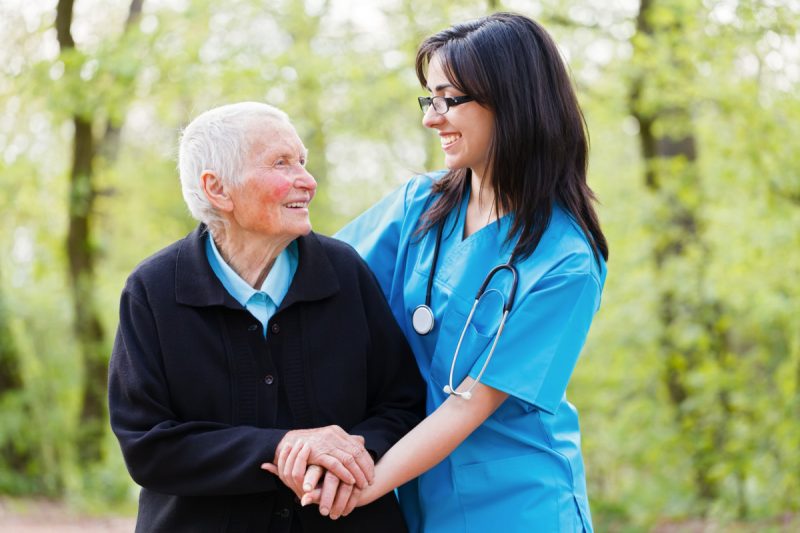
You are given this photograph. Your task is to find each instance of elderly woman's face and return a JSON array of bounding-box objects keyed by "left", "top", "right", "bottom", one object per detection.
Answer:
[{"left": 227, "top": 120, "right": 317, "bottom": 243}]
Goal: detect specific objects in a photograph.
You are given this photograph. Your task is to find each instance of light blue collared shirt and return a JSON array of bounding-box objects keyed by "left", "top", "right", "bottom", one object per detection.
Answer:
[{"left": 205, "top": 233, "right": 298, "bottom": 338}]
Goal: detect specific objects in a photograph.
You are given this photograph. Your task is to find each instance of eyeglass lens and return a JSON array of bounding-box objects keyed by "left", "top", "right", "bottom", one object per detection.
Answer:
[{"left": 418, "top": 96, "right": 448, "bottom": 114}]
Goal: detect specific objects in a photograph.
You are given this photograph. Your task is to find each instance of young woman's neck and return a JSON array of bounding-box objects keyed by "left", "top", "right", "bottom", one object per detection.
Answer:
[{"left": 464, "top": 170, "right": 499, "bottom": 238}]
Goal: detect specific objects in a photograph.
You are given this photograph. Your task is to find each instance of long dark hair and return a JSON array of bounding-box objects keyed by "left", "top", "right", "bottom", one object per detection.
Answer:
[{"left": 415, "top": 12, "right": 608, "bottom": 263}]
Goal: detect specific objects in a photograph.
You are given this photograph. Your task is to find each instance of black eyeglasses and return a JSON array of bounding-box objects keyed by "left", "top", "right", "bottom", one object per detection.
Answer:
[{"left": 418, "top": 95, "right": 474, "bottom": 114}]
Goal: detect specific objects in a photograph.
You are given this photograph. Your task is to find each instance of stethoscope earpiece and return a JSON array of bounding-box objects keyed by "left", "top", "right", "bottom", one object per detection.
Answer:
[{"left": 442, "top": 384, "right": 474, "bottom": 401}]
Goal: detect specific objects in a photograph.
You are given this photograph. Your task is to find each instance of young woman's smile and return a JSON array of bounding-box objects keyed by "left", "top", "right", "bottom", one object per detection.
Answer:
[{"left": 422, "top": 54, "right": 495, "bottom": 182}]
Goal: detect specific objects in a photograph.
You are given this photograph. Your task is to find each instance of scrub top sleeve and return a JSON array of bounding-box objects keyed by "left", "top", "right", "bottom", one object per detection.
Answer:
[
  {"left": 470, "top": 271, "right": 602, "bottom": 414},
  {"left": 335, "top": 182, "right": 410, "bottom": 299}
]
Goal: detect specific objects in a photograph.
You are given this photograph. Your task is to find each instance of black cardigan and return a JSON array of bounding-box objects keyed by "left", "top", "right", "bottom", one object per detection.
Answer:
[{"left": 108, "top": 226, "right": 425, "bottom": 532}]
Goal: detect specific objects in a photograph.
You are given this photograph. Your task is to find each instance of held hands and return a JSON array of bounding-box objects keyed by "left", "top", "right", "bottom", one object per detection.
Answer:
[{"left": 261, "top": 425, "right": 372, "bottom": 519}]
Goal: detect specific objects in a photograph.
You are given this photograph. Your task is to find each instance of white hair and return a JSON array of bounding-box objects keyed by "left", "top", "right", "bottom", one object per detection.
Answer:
[{"left": 178, "top": 101, "right": 291, "bottom": 233}]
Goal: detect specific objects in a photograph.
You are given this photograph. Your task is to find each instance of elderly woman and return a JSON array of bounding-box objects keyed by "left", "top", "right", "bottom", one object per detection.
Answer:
[{"left": 108, "top": 102, "right": 424, "bottom": 532}]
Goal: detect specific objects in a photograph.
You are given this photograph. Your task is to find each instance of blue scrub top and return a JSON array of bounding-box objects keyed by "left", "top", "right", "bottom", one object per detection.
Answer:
[{"left": 336, "top": 172, "right": 606, "bottom": 533}]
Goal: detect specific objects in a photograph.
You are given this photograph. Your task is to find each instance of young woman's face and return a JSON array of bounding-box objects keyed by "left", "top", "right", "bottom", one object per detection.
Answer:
[{"left": 422, "top": 54, "right": 495, "bottom": 182}]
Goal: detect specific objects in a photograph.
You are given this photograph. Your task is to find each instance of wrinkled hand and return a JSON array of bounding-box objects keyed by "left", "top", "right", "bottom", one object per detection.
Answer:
[
  {"left": 261, "top": 426, "right": 373, "bottom": 493},
  {"left": 263, "top": 441, "right": 313, "bottom": 498}
]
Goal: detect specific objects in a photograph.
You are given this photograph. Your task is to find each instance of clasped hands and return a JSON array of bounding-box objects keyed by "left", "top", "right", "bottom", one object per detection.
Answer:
[{"left": 261, "top": 425, "right": 372, "bottom": 520}]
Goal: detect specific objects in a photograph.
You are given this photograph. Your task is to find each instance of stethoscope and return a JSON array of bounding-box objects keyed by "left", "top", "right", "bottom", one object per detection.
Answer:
[{"left": 412, "top": 221, "right": 518, "bottom": 400}]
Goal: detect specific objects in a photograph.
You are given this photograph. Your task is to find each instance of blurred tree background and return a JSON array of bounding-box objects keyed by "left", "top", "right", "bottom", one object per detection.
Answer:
[{"left": 0, "top": 0, "right": 797, "bottom": 530}]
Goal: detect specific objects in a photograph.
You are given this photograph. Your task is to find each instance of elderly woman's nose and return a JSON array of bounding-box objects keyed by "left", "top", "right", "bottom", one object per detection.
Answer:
[{"left": 295, "top": 167, "right": 317, "bottom": 190}]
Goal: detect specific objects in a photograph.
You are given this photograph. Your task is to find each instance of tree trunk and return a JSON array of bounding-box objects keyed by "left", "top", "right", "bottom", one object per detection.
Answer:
[
  {"left": 56, "top": 0, "right": 143, "bottom": 466},
  {"left": 629, "top": 0, "right": 735, "bottom": 509},
  {"left": 67, "top": 114, "right": 107, "bottom": 464},
  {"left": 0, "top": 271, "right": 21, "bottom": 392},
  {"left": 0, "top": 268, "right": 29, "bottom": 473}
]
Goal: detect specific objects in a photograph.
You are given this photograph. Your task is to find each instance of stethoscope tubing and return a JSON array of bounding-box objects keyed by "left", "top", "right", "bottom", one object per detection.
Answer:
[
  {"left": 444, "top": 294, "right": 511, "bottom": 400},
  {"left": 411, "top": 221, "right": 446, "bottom": 336},
  {"left": 413, "top": 220, "right": 519, "bottom": 400},
  {"left": 424, "top": 221, "right": 446, "bottom": 310}
]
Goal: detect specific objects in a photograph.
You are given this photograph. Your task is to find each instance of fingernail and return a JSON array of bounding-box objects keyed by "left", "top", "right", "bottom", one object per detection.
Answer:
[
  {"left": 303, "top": 483, "right": 312, "bottom": 491},
  {"left": 320, "top": 507, "right": 329, "bottom": 516}
]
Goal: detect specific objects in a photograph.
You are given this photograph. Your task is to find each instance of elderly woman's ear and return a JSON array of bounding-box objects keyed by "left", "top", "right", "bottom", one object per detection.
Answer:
[{"left": 201, "top": 170, "right": 234, "bottom": 213}]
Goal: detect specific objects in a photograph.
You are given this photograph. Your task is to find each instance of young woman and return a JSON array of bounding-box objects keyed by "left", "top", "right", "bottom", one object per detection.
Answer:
[{"left": 267, "top": 12, "right": 608, "bottom": 532}]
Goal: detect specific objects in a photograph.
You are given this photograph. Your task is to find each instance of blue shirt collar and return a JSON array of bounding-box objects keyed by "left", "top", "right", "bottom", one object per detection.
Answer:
[{"left": 205, "top": 233, "right": 297, "bottom": 309}]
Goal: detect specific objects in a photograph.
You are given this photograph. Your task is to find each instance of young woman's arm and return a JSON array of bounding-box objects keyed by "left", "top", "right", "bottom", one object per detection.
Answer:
[
  {"left": 268, "top": 377, "right": 508, "bottom": 517},
  {"left": 358, "top": 378, "right": 508, "bottom": 505}
]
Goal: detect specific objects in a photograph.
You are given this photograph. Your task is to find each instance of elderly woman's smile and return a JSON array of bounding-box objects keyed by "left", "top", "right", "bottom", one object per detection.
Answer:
[{"left": 225, "top": 120, "right": 317, "bottom": 246}]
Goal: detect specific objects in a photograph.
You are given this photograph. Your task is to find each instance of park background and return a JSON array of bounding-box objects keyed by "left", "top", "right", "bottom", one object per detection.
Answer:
[{"left": 0, "top": 0, "right": 798, "bottom": 530}]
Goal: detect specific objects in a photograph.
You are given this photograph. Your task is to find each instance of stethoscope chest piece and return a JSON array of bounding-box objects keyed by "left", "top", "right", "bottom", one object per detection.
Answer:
[
  {"left": 412, "top": 217, "right": 520, "bottom": 400},
  {"left": 412, "top": 304, "right": 435, "bottom": 335}
]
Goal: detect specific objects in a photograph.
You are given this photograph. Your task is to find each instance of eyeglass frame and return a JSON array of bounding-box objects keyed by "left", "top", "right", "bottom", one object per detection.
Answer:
[{"left": 418, "top": 95, "right": 475, "bottom": 114}]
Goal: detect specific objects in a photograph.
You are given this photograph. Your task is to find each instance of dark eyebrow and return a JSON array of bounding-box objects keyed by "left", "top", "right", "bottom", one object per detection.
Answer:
[{"left": 426, "top": 83, "right": 454, "bottom": 93}]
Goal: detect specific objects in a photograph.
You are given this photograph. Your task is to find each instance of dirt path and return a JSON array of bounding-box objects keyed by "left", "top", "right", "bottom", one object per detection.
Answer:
[
  {"left": 2, "top": 497, "right": 796, "bottom": 532},
  {"left": 0, "top": 498, "right": 135, "bottom": 532}
]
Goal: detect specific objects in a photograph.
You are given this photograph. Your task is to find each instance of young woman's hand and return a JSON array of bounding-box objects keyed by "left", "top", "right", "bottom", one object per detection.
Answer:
[{"left": 263, "top": 441, "right": 366, "bottom": 519}]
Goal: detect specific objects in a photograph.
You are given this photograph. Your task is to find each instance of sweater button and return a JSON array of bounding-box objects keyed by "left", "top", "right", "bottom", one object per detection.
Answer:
[
  {"left": 270, "top": 323, "right": 280, "bottom": 334},
  {"left": 264, "top": 375, "right": 274, "bottom": 385},
  {"left": 248, "top": 324, "right": 259, "bottom": 332},
  {"left": 276, "top": 507, "right": 290, "bottom": 518}
]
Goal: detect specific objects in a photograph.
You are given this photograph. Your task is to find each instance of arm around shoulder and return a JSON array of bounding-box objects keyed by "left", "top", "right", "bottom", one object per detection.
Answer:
[{"left": 346, "top": 255, "right": 426, "bottom": 459}]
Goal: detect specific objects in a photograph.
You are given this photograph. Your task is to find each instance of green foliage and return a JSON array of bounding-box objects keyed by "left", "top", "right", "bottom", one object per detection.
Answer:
[
  {"left": 568, "top": 0, "right": 800, "bottom": 529},
  {"left": 0, "top": 0, "right": 798, "bottom": 528}
]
